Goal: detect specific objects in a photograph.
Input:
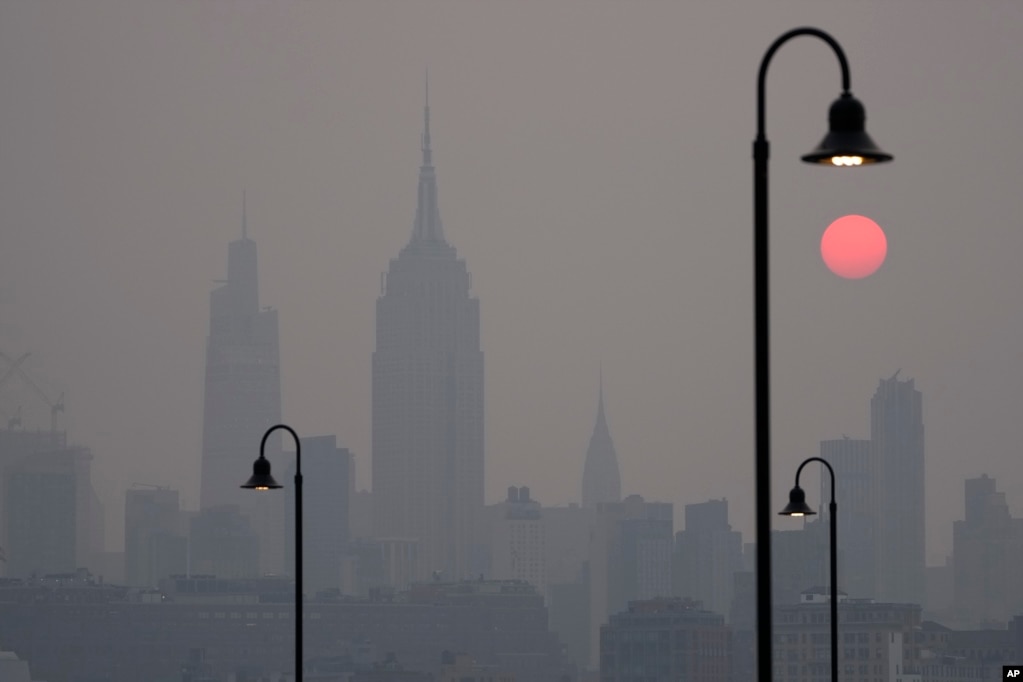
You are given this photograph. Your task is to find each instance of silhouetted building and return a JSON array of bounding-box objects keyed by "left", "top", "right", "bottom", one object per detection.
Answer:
[
  {"left": 124, "top": 485, "right": 186, "bottom": 587},
  {"left": 771, "top": 526, "right": 828, "bottom": 607},
  {"left": 581, "top": 375, "right": 620, "bottom": 510},
  {"left": 2, "top": 443, "right": 102, "bottom": 579},
  {"left": 0, "top": 577, "right": 567, "bottom": 682},
  {"left": 673, "top": 498, "right": 743, "bottom": 619},
  {"left": 372, "top": 95, "right": 484, "bottom": 583},
  {"left": 599, "top": 597, "right": 731, "bottom": 682},
  {"left": 188, "top": 505, "right": 259, "bottom": 578},
  {"left": 490, "top": 487, "right": 546, "bottom": 594},
  {"left": 199, "top": 199, "right": 284, "bottom": 575},
  {"left": 871, "top": 372, "right": 925, "bottom": 605},
  {"left": 774, "top": 592, "right": 922, "bottom": 682},
  {"left": 820, "top": 436, "right": 877, "bottom": 600},
  {"left": 952, "top": 474, "right": 1023, "bottom": 627},
  {"left": 588, "top": 495, "right": 673, "bottom": 669},
  {"left": 283, "top": 435, "right": 352, "bottom": 593}
]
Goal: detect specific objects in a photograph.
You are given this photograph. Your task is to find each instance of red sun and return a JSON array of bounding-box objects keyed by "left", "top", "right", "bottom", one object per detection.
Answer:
[{"left": 820, "top": 214, "right": 887, "bottom": 279}]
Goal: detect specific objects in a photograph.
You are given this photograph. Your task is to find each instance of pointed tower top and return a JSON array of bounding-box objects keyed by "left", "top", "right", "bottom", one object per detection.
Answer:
[
  {"left": 242, "top": 190, "right": 248, "bottom": 239},
  {"left": 411, "top": 75, "right": 445, "bottom": 244},
  {"left": 582, "top": 367, "right": 621, "bottom": 508},
  {"left": 422, "top": 69, "right": 432, "bottom": 167}
]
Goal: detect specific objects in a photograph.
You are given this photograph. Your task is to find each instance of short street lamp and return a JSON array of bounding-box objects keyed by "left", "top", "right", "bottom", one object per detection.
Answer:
[
  {"left": 242, "top": 424, "right": 302, "bottom": 682},
  {"left": 751, "top": 26, "right": 891, "bottom": 682},
  {"left": 780, "top": 456, "right": 838, "bottom": 682}
]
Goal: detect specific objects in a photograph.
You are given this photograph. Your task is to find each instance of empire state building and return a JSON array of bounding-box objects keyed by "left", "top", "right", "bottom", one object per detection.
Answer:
[{"left": 372, "top": 94, "right": 484, "bottom": 582}]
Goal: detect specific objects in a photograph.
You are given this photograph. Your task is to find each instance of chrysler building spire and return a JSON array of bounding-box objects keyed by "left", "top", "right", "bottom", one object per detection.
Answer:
[{"left": 582, "top": 370, "right": 622, "bottom": 508}]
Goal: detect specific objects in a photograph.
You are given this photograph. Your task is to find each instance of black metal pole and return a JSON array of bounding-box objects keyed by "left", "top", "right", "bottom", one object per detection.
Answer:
[
  {"left": 256, "top": 424, "right": 303, "bottom": 682},
  {"left": 754, "top": 29, "right": 850, "bottom": 682},
  {"left": 791, "top": 456, "right": 838, "bottom": 682},
  {"left": 295, "top": 448, "right": 303, "bottom": 682},
  {"left": 830, "top": 497, "right": 838, "bottom": 682}
]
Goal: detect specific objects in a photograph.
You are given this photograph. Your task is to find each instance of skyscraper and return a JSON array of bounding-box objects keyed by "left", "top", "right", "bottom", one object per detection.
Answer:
[
  {"left": 199, "top": 199, "right": 283, "bottom": 573},
  {"left": 820, "top": 436, "right": 876, "bottom": 599},
  {"left": 582, "top": 374, "right": 621, "bottom": 509},
  {"left": 372, "top": 92, "right": 484, "bottom": 582},
  {"left": 870, "top": 371, "right": 924, "bottom": 605}
]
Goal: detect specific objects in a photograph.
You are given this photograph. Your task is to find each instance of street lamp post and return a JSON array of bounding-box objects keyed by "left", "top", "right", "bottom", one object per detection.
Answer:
[
  {"left": 752, "top": 26, "right": 891, "bottom": 682},
  {"left": 779, "top": 457, "right": 839, "bottom": 682},
  {"left": 242, "top": 424, "right": 302, "bottom": 682}
]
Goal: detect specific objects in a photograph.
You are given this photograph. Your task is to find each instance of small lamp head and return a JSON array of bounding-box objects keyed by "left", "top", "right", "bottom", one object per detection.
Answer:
[
  {"left": 802, "top": 92, "right": 893, "bottom": 166},
  {"left": 779, "top": 485, "right": 816, "bottom": 517},
  {"left": 240, "top": 455, "right": 282, "bottom": 491}
]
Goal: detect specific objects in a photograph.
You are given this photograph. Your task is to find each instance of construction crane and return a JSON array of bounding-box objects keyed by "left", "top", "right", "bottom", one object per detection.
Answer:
[
  {"left": 0, "top": 352, "right": 31, "bottom": 391},
  {"left": 0, "top": 350, "right": 65, "bottom": 435}
]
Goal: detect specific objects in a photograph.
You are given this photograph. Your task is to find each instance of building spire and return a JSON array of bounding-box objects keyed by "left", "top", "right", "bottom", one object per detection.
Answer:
[
  {"left": 242, "top": 190, "right": 248, "bottom": 239},
  {"left": 411, "top": 73, "right": 445, "bottom": 244},
  {"left": 582, "top": 367, "right": 621, "bottom": 509},
  {"left": 422, "top": 69, "right": 431, "bottom": 167}
]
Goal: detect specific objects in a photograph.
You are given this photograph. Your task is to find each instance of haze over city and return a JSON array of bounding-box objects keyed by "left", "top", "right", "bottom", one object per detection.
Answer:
[{"left": 2, "top": 0, "right": 1023, "bottom": 568}]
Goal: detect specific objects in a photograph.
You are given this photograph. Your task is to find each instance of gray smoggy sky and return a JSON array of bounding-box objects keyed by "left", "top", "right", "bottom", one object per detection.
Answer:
[{"left": 2, "top": 1, "right": 1022, "bottom": 563}]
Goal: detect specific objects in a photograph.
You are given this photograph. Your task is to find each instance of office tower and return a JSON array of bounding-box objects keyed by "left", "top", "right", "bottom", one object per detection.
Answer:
[
  {"left": 188, "top": 505, "right": 260, "bottom": 578},
  {"left": 588, "top": 494, "right": 673, "bottom": 669},
  {"left": 581, "top": 375, "right": 621, "bottom": 509},
  {"left": 820, "top": 437, "right": 876, "bottom": 599},
  {"left": 770, "top": 525, "right": 829, "bottom": 606},
  {"left": 372, "top": 94, "right": 484, "bottom": 582},
  {"left": 124, "top": 485, "right": 186, "bottom": 587},
  {"left": 952, "top": 474, "right": 1023, "bottom": 627},
  {"left": 284, "top": 435, "right": 352, "bottom": 594},
  {"left": 600, "top": 597, "right": 732, "bottom": 682},
  {"left": 490, "top": 486, "right": 546, "bottom": 593},
  {"left": 199, "top": 199, "right": 284, "bottom": 574},
  {"left": 673, "top": 498, "right": 743, "bottom": 618},
  {"left": 870, "top": 371, "right": 925, "bottom": 605},
  {"left": 3, "top": 444, "right": 102, "bottom": 578}
]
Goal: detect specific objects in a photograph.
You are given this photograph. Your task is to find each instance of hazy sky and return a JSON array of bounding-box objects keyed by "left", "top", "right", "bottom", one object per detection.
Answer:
[{"left": 2, "top": 1, "right": 1022, "bottom": 563}]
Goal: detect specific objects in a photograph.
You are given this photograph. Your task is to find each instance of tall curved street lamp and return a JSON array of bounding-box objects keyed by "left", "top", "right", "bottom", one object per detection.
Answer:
[
  {"left": 242, "top": 424, "right": 302, "bottom": 681},
  {"left": 780, "top": 457, "right": 838, "bottom": 682},
  {"left": 752, "top": 26, "right": 891, "bottom": 682}
]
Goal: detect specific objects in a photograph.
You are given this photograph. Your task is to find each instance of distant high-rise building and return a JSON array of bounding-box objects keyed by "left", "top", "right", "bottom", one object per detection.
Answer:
[
  {"left": 188, "top": 505, "right": 260, "bottom": 578},
  {"left": 672, "top": 498, "right": 743, "bottom": 618},
  {"left": 124, "top": 486, "right": 186, "bottom": 588},
  {"left": 198, "top": 199, "right": 284, "bottom": 574},
  {"left": 582, "top": 374, "right": 621, "bottom": 509},
  {"left": 870, "top": 371, "right": 925, "bottom": 605},
  {"left": 284, "top": 435, "right": 352, "bottom": 594},
  {"left": 820, "top": 436, "right": 876, "bottom": 599},
  {"left": 3, "top": 444, "right": 102, "bottom": 578},
  {"left": 952, "top": 474, "right": 1023, "bottom": 627},
  {"left": 588, "top": 494, "right": 673, "bottom": 669},
  {"left": 372, "top": 93, "right": 484, "bottom": 583},
  {"left": 489, "top": 486, "right": 546, "bottom": 594}
]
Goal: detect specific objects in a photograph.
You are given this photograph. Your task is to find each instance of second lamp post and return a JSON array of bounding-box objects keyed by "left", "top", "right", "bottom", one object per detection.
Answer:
[
  {"left": 242, "top": 423, "right": 303, "bottom": 682},
  {"left": 780, "top": 456, "right": 838, "bottom": 682}
]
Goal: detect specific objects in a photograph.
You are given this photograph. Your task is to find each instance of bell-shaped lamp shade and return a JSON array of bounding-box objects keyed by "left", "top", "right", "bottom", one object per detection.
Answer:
[
  {"left": 802, "top": 93, "right": 893, "bottom": 166},
  {"left": 241, "top": 455, "right": 282, "bottom": 490},
  {"left": 779, "top": 485, "right": 816, "bottom": 517}
]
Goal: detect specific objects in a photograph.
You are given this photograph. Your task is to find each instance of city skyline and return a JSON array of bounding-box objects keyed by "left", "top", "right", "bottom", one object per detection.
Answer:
[{"left": 1, "top": 2, "right": 1023, "bottom": 565}]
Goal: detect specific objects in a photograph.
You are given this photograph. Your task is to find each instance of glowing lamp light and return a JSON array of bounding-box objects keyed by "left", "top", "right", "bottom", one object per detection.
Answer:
[
  {"left": 830, "top": 155, "right": 864, "bottom": 167},
  {"left": 820, "top": 214, "right": 887, "bottom": 279}
]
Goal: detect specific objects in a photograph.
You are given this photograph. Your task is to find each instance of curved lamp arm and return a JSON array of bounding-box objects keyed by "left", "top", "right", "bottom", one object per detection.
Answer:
[
  {"left": 260, "top": 423, "right": 302, "bottom": 475},
  {"left": 795, "top": 455, "right": 836, "bottom": 505},
  {"left": 757, "top": 27, "right": 850, "bottom": 140}
]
